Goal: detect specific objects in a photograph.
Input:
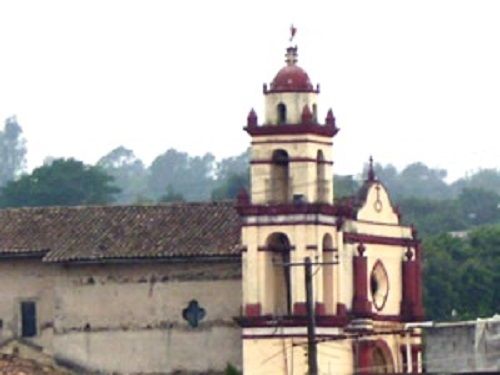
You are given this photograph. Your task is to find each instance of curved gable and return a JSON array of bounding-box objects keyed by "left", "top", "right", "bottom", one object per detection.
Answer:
[{"left": 356, "top": 182, "right": 399, "bottom": 224}]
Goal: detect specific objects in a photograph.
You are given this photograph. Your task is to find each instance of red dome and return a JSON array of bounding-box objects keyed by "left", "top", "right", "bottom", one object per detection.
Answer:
[{"left": 270, "top": 65, "right": 314, "bottom": 92}]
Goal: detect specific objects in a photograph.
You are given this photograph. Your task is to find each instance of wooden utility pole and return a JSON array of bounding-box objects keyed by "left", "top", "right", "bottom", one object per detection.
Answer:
[{"left": 305, "top": 257, "right": 318, "bottom": 375}]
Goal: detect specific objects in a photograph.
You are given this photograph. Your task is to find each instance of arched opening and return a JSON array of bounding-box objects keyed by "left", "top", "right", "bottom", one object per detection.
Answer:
[
  {"left": 267, "top": 233, "right": 292, "bottom": 315},
  {"left": 371, "top": 260, "right": 389, "bottom": 311},
  {"left": 312, "top": 103, "right": 318, "bottom": 122},
  {"left": 316, "top": 150, "right": 327, "bottom": 202},
  {"left": 371, "top": 340, "right": 395, "bottom": 373},
  {"left": 270, "top": 149, "right": 290, "bottom": 203},
  {"left": 322, "top": 233, "right": 335, "bottom": 314},
  {"left": 277, "top": 103, "right": 287, "bottom": 124}
]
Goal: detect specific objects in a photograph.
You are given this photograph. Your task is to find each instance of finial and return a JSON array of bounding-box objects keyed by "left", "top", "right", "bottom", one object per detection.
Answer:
[
  {"left": 325, "top": 109, "right": 336, "bottom": 126},
  {"left": 405, "top": 247, "right": 414, "bottom": 261},
  {"left": 367, "top": 156, "right": 376, "bottom": 182},
  {"left": 247, "top": 108, "right": 257, "bottom": 127},
  {"left": 301, "top": 105, "right": 313, "bottom": 123},
  {"left": 357, "top": 243, "right": 366, "bottom": 257}
]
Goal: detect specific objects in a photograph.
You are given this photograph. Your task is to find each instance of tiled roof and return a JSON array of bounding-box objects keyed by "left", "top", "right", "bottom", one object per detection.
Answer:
[
  {"left": 0, "top": 354, "right": 72, "bottom": 374},
  {"left": 0, "top": 202, "right": 241, "bottom": 263}
]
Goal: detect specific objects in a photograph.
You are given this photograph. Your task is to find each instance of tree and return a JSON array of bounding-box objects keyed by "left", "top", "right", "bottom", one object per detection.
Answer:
[
  {"left": 452, "top": 168, "right": 500, "bottom": 196},
  {"left": 398, "top": 198, "right": 466, "bottom": 236},
  {"left": 457, "top": 188, "right": 500, "bottom": 225},
  {"left": 214, "top": 149, "right": 250, "bottom": 182},
  {"left": 0, "top": 116, "right": 27, "bottom": 187},
  {"left": 97, "top": 146, "right": 148, "bottom": 203},
  {"left": 0, "top": 158, "right": 120, "bottom": 207},
  {"left": 423, "top": 226, "right": 500, "bottom": 321},
  {"left": 423, "top": 234, "right": 462, "bottom": 321},
  {"left": 334, "top": 175, "right": 360, "bottom": 199},
  {"left": 147, "top": 149, "right": 216, "bottom": 201},
  {"left": 159, "top": 185, "right": 185, "bottom": 203},
  {"left": 211, "top": 172, "right": 249, "bottom": 200}
]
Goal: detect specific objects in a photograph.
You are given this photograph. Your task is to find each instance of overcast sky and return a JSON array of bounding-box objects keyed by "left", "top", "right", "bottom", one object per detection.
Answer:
[{"left": 1, "top": 0, "right": 500, "bottom": 181}]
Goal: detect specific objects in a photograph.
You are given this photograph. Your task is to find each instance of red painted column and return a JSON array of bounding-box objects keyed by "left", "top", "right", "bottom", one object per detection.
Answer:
[
  {"left": 352, "top": 243, "right": 372, "bottom": 317},
  {"left": 399, "top": 345, "right": 408, "bottom": 372},
  {"left": 401, "top": 252, "right": 416, "bottom": 320},
  {"left": 411, "top": 345, "right": 421, "bottom": 373},
  {"left": 355, "top": 341, "right": 373, "bottom": 375},
  {"left": 245, "top": 303, "right": 261, "bottom": 317},
  {"left": 413, "top": 244, "right": 425, "bottom": 320}
]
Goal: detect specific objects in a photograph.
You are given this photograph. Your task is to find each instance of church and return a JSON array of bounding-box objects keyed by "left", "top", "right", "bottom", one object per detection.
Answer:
[{"left": 0, "top": 40, "right": 424, "bottom": 374}]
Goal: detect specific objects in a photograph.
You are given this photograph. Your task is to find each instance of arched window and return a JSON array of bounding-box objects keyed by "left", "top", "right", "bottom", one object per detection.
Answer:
[
  {"left": 277, "top": 103, "right": 287, "bottom": 124},
  {"left": 322, "top": 234, "right": 335, "bottom": 314},
  {"left": 316, "top": 150, "right": 327, "bottom": 202},
  {"left": 270, "top": 149, "right": 290, "bottom": 203},
  {"left": 267, "top": 233, "right": 292, "bottom": 315},
  {"left": 312, "top": 103, "right": 318, "bottom": 122}
]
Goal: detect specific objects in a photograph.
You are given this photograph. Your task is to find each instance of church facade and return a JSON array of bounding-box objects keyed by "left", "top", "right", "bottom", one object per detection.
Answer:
[
  {"left": 237, "top": 44, "right": 424, "bottom": 374},
  {"left": 0, "top": 42, "right": 424, "bottom": 374}
]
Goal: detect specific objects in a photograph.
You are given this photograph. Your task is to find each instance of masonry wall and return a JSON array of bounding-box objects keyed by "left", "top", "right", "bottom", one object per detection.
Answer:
[
  {"left": 0, "top": 259, "right": 242, "bottom": 374},
  {"left": 425, "top": 321, "right": 500, "bottom": 373},
  {"left": 0, "top": 259, "right": 57, "bottom": 352}
]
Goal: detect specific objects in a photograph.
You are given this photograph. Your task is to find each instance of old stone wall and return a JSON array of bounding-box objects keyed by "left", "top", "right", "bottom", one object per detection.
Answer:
[
  {"left": 424, "top": 320, "right": 500, "bottom": 373},
  {"left": 425, "top": 323, "right": 475, "bottom": 372},
  {"left": 0, "top": 259, "right": 242, "bottom": 374}
]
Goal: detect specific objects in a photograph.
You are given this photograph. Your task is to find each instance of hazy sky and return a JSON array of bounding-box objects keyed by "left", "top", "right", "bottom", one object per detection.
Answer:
[{"left": 1, "top": 1, "right": 500, "bottom": 181}]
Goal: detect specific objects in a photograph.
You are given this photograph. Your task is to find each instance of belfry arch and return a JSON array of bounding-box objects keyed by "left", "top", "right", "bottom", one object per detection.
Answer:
[
  {"left": 277, "top": 103, "right": 287, "bottom": 124},
  {"left": 266, "top": 232, "right": 292, "bottom": 315},
  {"left": 270, "top": 149, "right": 290, "bottom": 203}
]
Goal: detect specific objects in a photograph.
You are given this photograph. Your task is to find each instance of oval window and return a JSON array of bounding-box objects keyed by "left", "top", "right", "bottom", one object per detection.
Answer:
[{"left": 370, "top": 260, "right": 389, "bottom": 311}]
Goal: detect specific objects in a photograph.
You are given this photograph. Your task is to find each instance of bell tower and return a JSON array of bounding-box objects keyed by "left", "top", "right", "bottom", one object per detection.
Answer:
[
  {"left": 237, "top": 42, "right": 344, "bottom": 374},
  {"left": 247, "top": 45, "right": 338, "bottom": 206},
  {"left": 237, "top": 37, "right": 424, "bottom": 375}
]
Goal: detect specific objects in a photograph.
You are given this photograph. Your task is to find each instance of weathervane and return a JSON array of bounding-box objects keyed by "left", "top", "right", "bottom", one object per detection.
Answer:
[{"left": 289, "top": 24, "right": 297, "bottom": 42}]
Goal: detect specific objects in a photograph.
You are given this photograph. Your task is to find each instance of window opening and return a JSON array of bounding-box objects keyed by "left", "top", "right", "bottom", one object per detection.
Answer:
[
  {"left": 271, "top": 150, "right": 290, "bottom": 203},
  {"left": 370, "top": 261, "right": 389, "bottom": 311},
  {"left": 268, "top": 233, "right": 292, "bottom": 315},
  {"left": 277, "top": 103, "right": 287, "bottom": 124},
  {"left": 182, "top": 300, "right": 206, "bottom": 328},
  {"left": 21, "top": 301, "right": 37, "bottom": 337}
]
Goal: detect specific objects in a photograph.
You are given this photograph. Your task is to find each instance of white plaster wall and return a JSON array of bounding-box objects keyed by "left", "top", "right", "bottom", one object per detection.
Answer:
[
  {"left": 53, "top": 262, "right": 242, "bottom": 373},
  {"left": 264, "top": 92, "right": 318, "bottom": 124},
  {"left": 0, "top": 259, "right": 243, "bottom": 374},
  {"left": 0, "top": 259, "right": 57, "bottom": 353}
]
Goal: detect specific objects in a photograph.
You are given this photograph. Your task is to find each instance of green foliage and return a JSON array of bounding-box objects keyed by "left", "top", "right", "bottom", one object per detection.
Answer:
[
  {"left": 97, "top": 146, "right": 147, "bottom": 204},
  {"left": 370, "top": 162, "right": 449, "bottom": 200},
  {"left": 399, "top": 198, "right": 466, "bottom": 236},
  {"left": 211, "top": 173, "right": 249, "bottom": 201},
  {"left": 211, "top": 150, "right": 250, "bottom": 200},
  {"left": 423, "top": 226, "right": 500, "bottom": 321},
  {"left": 0, "top": 116, "right": 27, "bottom": 187},
  {"left": 148, "top": 149, "right": 216, "bottom": 201},
  {"left": 159, "top": 185, "right": 185, "bottom": 203},
  {"left": 215, "top": 149, "right": 249, "bottom": 182},
  {"left": 0, "top": 158, "right": 120, "bottom": 207},
  {"left": 398, "top": 188, "right": 500, "bottom": 236},
  {"left": 452, "top": 168, "right": 500, "bottom": 196},
  {"left": 334, "top": 175, "right": 360, "bottom": 199},
  {"left": 224, "top": 363, "right": 241, "bottom": 375}
]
